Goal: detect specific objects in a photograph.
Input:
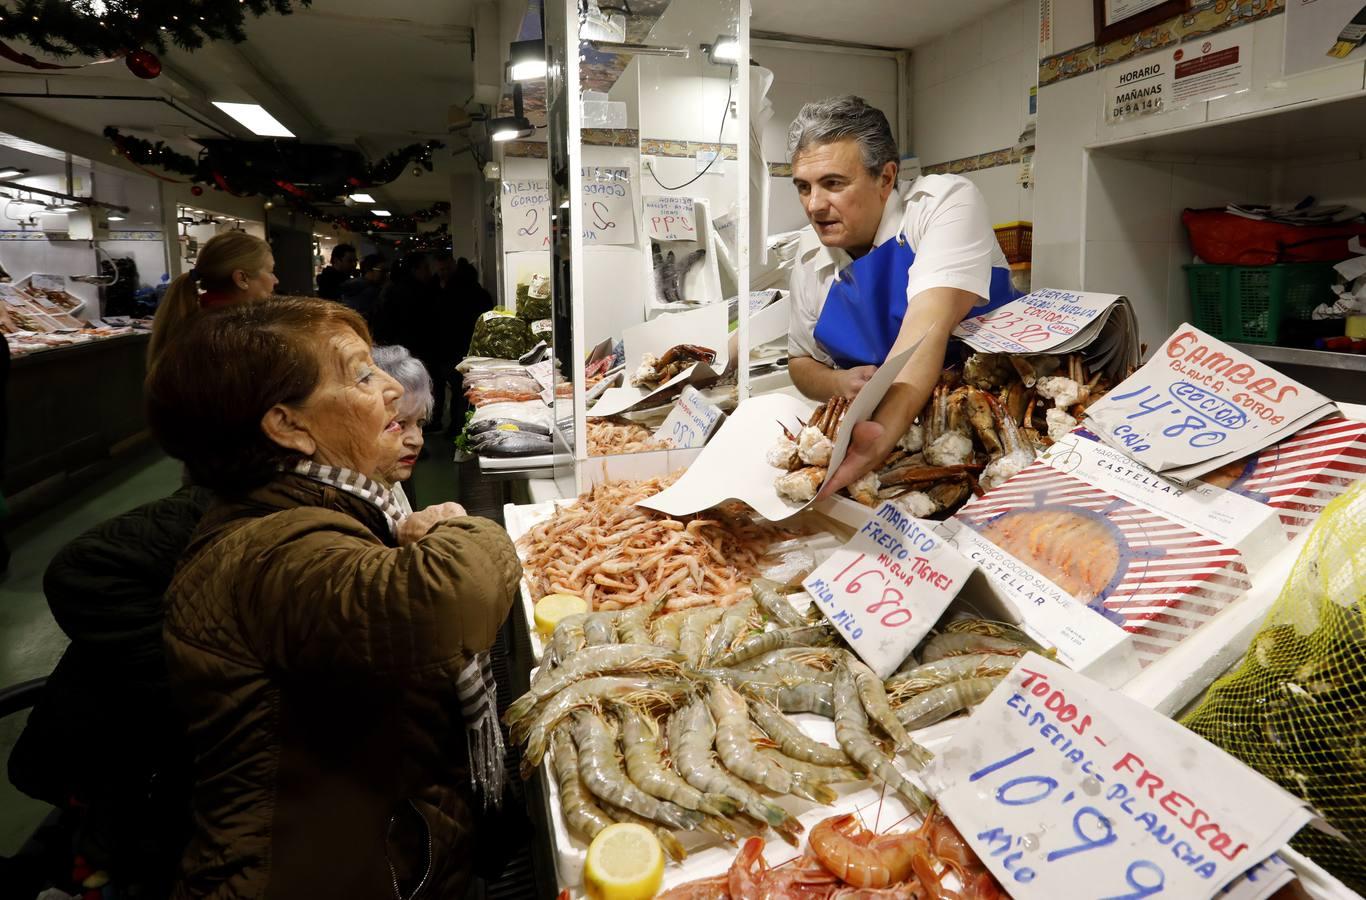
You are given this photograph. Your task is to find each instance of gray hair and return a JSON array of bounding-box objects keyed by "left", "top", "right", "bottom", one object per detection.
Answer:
[
  {"left": 788, "top": 95, "right": 899, "bottom": 176},
  {"left": 372, "top": 344, "right": 434, "bottom": 418}
]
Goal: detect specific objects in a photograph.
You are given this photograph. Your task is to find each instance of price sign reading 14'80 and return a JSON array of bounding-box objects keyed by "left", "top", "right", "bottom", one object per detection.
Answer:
[
  {"left": 924, "top": 654, "right": 1312, "bottom": 900},
  {"left": 802, "top": 503, "right": 974, "bottom": 678},
  {"left": 1084, "top": 325, "right": 1333, "bottom": 477}
]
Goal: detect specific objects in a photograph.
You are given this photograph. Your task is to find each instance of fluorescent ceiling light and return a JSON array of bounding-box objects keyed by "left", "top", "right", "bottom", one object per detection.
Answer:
[
  {"left": 212, "top": 101, "right": 295, "bottom": 138},
  {"left": 0, "top": 166, "right": 26, "bottom": 179},
  {"left": 349, "top": 193, "right": 375, "bottom": 203},
  {"left": 706, "top": 36, "right": 740, "bottom": 64},
  {"left": 107, "top": 215, "right": 126, "bottom": 221},
  {"left": 371, "top": 209, "right": 392, "bottom": 216}
]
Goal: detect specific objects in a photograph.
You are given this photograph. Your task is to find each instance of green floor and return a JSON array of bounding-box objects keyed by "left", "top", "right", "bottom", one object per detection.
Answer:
[{"left": 0, "top": 435, "right": 462, "bottom": 858}]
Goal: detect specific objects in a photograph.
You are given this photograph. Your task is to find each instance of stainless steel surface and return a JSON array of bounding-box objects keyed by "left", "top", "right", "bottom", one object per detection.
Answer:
[{"left": 1228, "top": 343, "right": 1366, "bottom": 372}]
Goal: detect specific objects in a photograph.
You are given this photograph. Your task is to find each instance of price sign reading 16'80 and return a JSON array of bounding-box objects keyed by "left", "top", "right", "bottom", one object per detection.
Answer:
[{"left": 802, "top": 502, "right": 973, "bottom": 678}]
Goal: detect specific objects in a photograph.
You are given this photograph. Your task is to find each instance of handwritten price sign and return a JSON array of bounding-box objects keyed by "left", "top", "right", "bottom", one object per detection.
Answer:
[
  {"left": 582, "top": 166, "right": 636, "bottom": 246},
  {"left": 1085, "top": 325, "right": 1332, "bottom": 476},
  {"left": 656, "top": 385, "right": 723, "bottom": 449},
  {"left": 926, "top": 654, "right": 1312, "bottom": 900},
  {"left": 500, "top": 179, "right": 551, "bottom": 253},
  {"left": 954, "top": 289, "right": 1117, "bottom": 354},
  {"left": 644, "top": 195, "right": 697, "bottom": 242},
  {"left": 803, "top": 503, "right": 973, "bottom": 677}
]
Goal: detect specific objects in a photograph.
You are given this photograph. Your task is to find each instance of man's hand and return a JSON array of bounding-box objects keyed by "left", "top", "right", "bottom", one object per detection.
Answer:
[
  {"left": 397, "top": 501, "right": 467, "bottom": 545},
  {"left": 835, "top": 365, "right": 876, "bottom": 400},
  {"left": 818, "top": 420, "right": 890, "bottom": 499}
]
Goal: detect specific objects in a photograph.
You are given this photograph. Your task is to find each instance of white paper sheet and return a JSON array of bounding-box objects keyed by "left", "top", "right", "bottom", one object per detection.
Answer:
[
  {"left": 638, "top": 345, "right": 917, "bottom": 520},
  {"left": 587, "top": 303, "right": 729, "bottom": 417}
]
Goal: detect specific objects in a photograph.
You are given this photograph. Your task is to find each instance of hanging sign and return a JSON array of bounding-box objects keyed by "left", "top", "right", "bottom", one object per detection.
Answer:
[
  {"left": 803, "top": 503, "right": 974, "bottom": 678},
  {"left": 1084, "top": 325, "right": 1336, "bottom": 480},
  {"left": 924, "top": 654, "right": 1314, "bottom": 900},
  {"left": 582, "top": 166, "right": 636, "bottom": 245},
  {"left": 643, "top": 195, "right": 698, "bottom": 242},
  {"left": 1105, "top": 51, "right": 1172, "bottom": 123},
  {"left": 500, "top": 178, "right": 550, "bottom": 253},
  {"left": 656, "top": 385, "right": 725, "bottom": 449}
]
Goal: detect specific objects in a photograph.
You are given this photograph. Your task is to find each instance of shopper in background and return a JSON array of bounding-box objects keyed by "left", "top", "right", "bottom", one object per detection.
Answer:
[
  {"left": 0, "top": 326, "right": 9, "bottom": 574},
  {"left": 372, "top": 250, "right": 433, "bottom": 347},
  {"left": 146, "top": 297, "right": 520, "bottom": 900},
  {"left": 444, "top": 257, "right": 495, "bottom": 436},
  {"left": 337, "top": 252, "right": 387, "bottom": 325},
  {"left": 10, "top": 485, "right": 213, "bottom": 897},
  {"left": 315, "top": 242, "right": 357, "bottom": 300},
  {"left": 147, "top": 231, "right": 276, "bottom": 366},
  {"left": 372, "top": 344, "right": 431, "bottom": 512}
]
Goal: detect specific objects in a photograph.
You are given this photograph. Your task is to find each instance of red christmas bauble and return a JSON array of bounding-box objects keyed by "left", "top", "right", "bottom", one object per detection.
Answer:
[
  {"left": 125, "top": 49, "right": 161, "bottom": 80},
  {"left": 190, "top": 185, "right": 204, "bottom": 196}
]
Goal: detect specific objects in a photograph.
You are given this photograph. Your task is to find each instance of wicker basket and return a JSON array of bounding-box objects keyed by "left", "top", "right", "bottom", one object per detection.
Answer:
[{"left": 994, "top": 221, "right": 1032, "bottom": 265}]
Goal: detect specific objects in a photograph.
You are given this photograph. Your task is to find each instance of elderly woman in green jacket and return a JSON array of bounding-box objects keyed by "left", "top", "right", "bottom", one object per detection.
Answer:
[{"left": 146, "top": 297, "right": 521, "bottom": 900}]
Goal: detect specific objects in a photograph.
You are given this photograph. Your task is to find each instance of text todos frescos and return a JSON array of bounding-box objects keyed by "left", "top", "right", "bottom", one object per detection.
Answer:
[{"left": 928, "top": 654, "right": 1312, "bottom": 900}]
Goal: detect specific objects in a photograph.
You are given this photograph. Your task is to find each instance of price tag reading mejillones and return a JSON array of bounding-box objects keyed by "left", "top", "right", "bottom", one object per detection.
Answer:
[
  {"left": 925, "top": 654, "right": 1313, "bottom": 900},
  {"left": 656, "top": 385, "right": 724, "bottom": 449},
  {"left": 803, "top": 503, "right": 973, "bottom": 677},
  {"left": 1084, "top": 325, "right": 1335, "bottom": 480}
]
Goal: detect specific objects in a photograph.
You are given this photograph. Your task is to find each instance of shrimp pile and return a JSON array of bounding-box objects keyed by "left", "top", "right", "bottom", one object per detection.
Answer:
[
  {"left": 518, "top": 476, "right": 799, "bottom": 611},
  {"left": 659, "top": 811, "right": 1005, "bottom": 899},
  {"left": 587, "top": 417, "right": 669, "bottom": 456},
  {"left": 508, "top": 583, "right": 967, "bottom": 862}
]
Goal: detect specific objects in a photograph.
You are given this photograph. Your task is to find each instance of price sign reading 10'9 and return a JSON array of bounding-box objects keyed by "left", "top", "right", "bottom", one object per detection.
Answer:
[
  {"left": 801, "top": 502, "right": 974, "bottom": 678},
  {"left": 925, "top": 654, "right": 1313, "bottom": 900}
]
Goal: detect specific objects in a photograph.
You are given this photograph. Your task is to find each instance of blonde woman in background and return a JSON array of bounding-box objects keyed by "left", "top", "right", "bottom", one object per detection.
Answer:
[{"left": 148, "top": 231, "right": 277, "bottom": 364}]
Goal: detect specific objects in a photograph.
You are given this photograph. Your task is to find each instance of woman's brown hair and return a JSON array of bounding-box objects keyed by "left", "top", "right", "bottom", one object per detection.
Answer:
[
  {"left": 148, "top": 231, "right": 272, "bottom": 366},
  {"left": 146, "top": 296, "right": 371, "bottom": 495}
]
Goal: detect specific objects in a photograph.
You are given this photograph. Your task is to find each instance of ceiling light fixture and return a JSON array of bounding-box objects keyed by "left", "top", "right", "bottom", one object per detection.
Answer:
[
  {"left": 349, "top": 192, "right": 375, "bottom": 203},
  {"left": 107, "top": 215, "right": 126, "bottom": 221},
  {"left": 47, "top": 203, "right": 81, "bottom": 213},
  {"left": 705, "top": 36, "right": 740, "bottom": 65},
  {"left": 0, "top": 166, "right": 27, "bottom": 180},
  {"left": 212, "top": 101, "right": 295, "bottom": 138},
  {"left": 371, "top": 209, "right": 392, "bottom": 217},
  {"left": 508, "top": 38, "right": 547, "bottom": 82}
]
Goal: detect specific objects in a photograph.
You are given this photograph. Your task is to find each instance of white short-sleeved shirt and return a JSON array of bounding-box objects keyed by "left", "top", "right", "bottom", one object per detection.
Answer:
[{"left": 787, "top": 174, "right": 1008, "bottom": 366}]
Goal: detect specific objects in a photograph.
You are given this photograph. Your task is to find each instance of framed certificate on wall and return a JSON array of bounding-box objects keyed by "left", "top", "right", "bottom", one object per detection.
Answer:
[{"left": 1093, "top": 0, "right": 1186, "bottom": 45}]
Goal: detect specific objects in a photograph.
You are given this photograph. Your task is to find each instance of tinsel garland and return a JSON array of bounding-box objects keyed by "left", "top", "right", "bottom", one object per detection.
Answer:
[
  {"left": 104, "top": 127, "right": 443, "bottom": 198},
  {"left": 292, "top": 198, "right": 451, "bottom": 234},
  {"left": 0, "top": 0, "right": 310, "bottom": 58}
]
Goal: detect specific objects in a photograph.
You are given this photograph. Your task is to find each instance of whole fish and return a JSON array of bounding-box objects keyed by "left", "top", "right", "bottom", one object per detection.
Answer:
[
  {"left": 469, "top": 418, "right": 552, "bottom": 437},
  {"left": 472, "top": 431, "right": 553, "bottom": 457}
]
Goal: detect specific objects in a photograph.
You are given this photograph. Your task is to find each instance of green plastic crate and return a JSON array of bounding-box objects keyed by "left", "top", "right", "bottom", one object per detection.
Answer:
[{"left": 1184, "top": 263, "right": 1337, "bottom": 345}]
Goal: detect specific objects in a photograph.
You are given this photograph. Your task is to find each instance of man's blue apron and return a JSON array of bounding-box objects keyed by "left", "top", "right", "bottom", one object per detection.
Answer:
[{"left": 812, "top": 234, "right": 1021, "bottom": 369}]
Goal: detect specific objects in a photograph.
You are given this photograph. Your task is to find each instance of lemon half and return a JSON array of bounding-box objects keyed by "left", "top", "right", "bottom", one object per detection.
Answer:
[
  {"left": 583, "top": 823, "right": 664, "bottom": 900},
  {"left": 534, "top": 593, "right": 588, "bottom": 634}
]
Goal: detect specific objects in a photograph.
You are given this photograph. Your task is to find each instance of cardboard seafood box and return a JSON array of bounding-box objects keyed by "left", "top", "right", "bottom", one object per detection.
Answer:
[{"left": 940, "top": 417, "right": 1366, "bottom": 685}]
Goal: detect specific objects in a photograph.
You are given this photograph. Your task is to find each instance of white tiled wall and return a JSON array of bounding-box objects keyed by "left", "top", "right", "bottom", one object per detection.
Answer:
[
  {"left": 1036, "top": 1, "right": 1366, "bottom": 353},
  {"left": 911, "top": 0, "right": 1036, "bottom": 225}
]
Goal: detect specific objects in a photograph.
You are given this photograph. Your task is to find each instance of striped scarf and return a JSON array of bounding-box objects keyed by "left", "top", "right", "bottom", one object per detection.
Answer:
[{"left": 289, "top": 460, "right": 505, "bottom": 810}]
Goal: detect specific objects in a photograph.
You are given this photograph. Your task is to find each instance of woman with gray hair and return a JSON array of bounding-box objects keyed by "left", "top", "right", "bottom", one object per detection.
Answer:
[
  {"left": 373, "top": 344, "right": 433, "bottom": 514},
  {"left": 784, "top": 94, "right": 1021, "bottom": 497}
]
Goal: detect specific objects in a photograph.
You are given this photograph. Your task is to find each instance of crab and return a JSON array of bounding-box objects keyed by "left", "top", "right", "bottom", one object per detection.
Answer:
[
  {"left": 630, "top": 344, "right": 717, "bottom": 388},
  {"left": 771, "top": 396, "right": 853, "bottom": 503}
]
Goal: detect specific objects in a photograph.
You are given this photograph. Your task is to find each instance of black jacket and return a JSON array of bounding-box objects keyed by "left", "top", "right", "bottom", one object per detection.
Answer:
[{"left": 10, "top": 487, "right": 213, "bottom": 880}]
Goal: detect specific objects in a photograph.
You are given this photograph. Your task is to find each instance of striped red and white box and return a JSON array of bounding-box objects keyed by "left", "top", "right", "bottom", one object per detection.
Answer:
[
  {"left": 1199, "top": 415, "right": 1366, "bottom": 541},
  {"left": 954, "top": 462, "right": 1250, "bottom": 667}
]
